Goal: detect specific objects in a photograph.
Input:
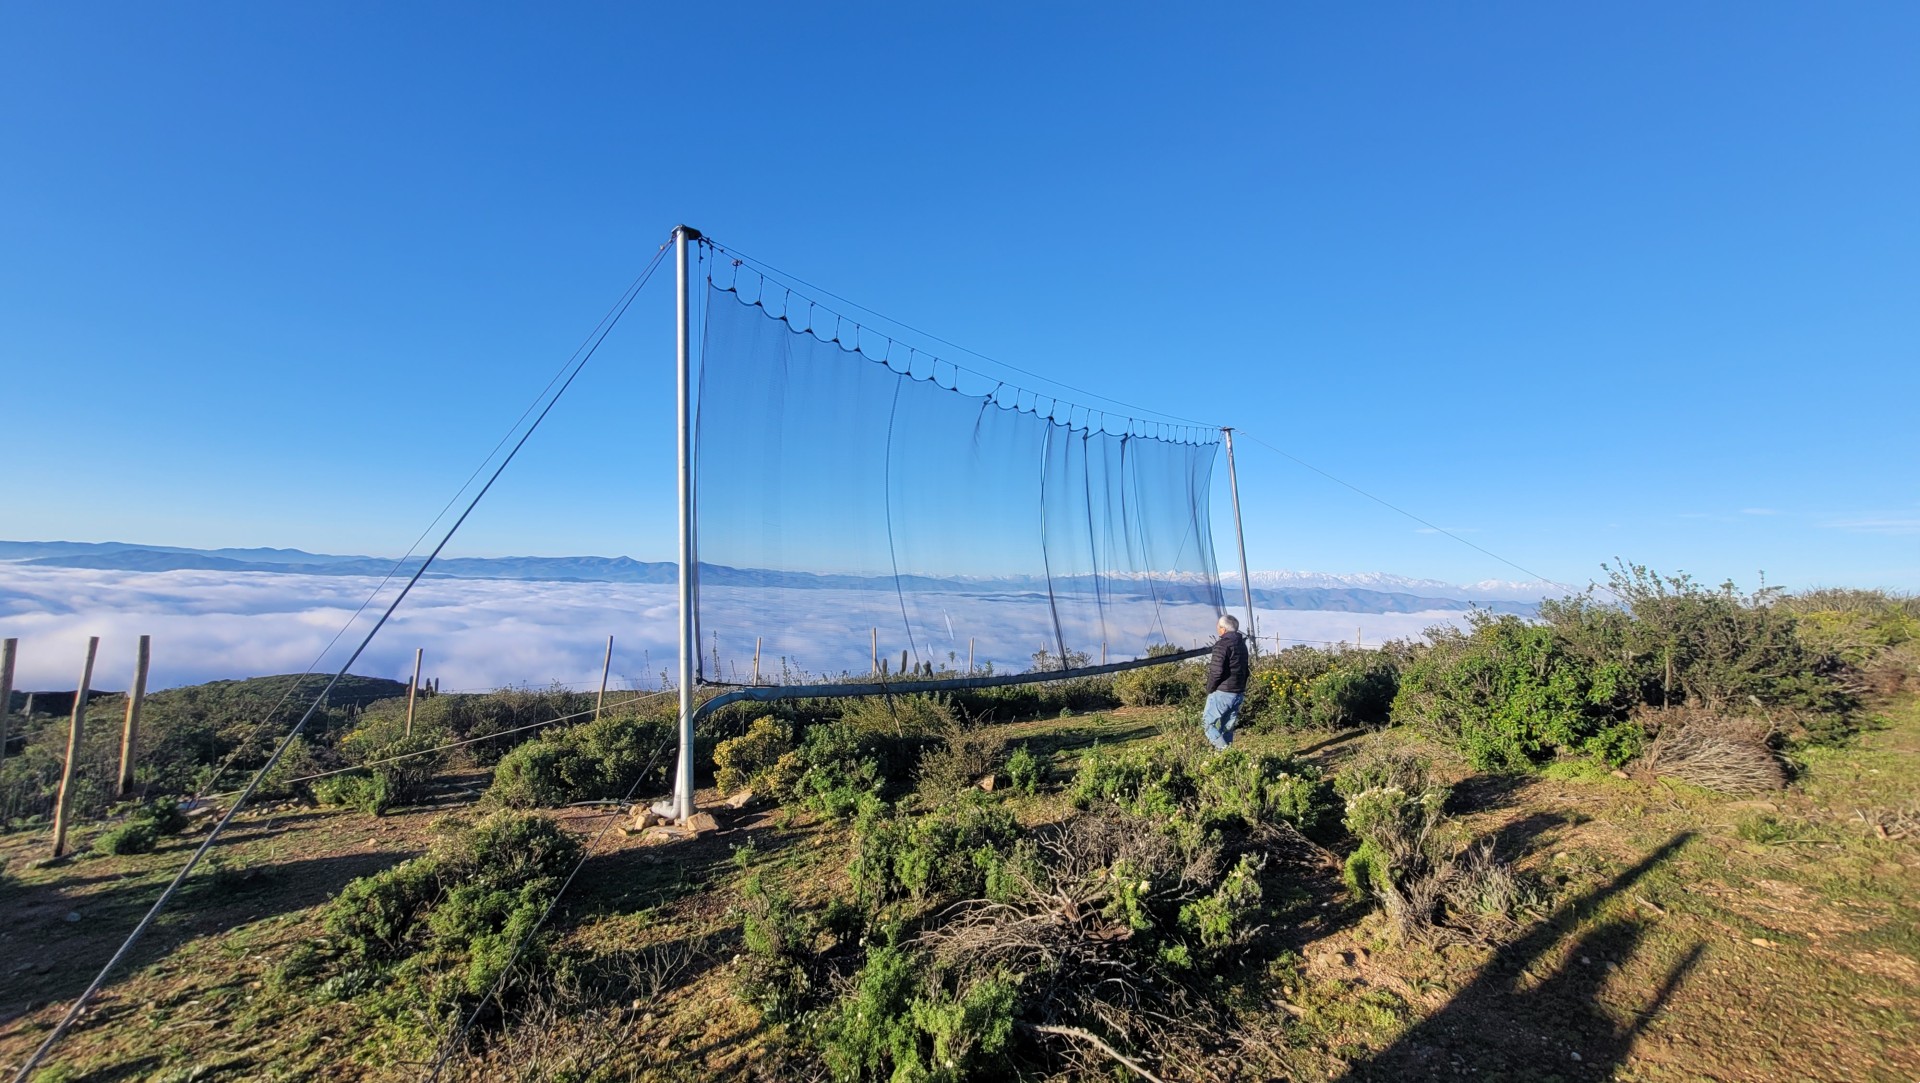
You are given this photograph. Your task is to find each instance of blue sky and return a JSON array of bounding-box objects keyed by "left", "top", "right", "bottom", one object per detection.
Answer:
[{"left": 3, "top": 3, "right": 1916, "bottom": 591}]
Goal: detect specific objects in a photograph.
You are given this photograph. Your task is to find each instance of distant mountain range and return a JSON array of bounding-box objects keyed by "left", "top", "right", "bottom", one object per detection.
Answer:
[{"left": 0, "top": 540, "right": 1555, "bottom": 616}]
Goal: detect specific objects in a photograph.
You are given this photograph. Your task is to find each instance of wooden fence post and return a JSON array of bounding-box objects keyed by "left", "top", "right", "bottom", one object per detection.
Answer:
[
  {"left": 405, "top": 648, "right": 422, "bottom": 737},
  {"left": 117, "top": 634, "right": 150, "bottom": 797},
  {"left": 871, "top": 628, "right": 878, "bottom": 675},
  {"left": 596, "top": 635, "right": 614, "bottom": 720},
  {"left": 900, "top": 649, "right": 909, "bottom": 676},
  {"left": 52, "top": 636, "right": 100, "bottom": 859},
  {"left": 0, "top": 637, "right": 15, "bottom": 768}
]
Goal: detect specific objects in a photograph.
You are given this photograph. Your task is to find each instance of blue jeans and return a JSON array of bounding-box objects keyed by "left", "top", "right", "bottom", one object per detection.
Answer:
[{"left": 1203, "top": 691, "right": 1244, "bottom": 750}]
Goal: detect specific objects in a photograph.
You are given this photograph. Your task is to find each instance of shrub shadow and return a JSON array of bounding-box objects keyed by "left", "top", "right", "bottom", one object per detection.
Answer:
[
  {"left": 0, "top": 848, "right": 414, "bottom": 1028},
  {"left": 1336, "top": 831, "right": 1700, "bottom": 1082}
]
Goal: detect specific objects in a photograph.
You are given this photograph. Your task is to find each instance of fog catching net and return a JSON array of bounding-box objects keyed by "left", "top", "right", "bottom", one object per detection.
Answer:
[{"left": 694, "top": 259, "right": 1226, "bottom": 684}]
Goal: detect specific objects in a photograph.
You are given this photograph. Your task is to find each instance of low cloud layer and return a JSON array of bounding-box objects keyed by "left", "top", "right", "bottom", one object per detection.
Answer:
[{"left": 0, "top": 565, "right": 1469, "bottom": 692}]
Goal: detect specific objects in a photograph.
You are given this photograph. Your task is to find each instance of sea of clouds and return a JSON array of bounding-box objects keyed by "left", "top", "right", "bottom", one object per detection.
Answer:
[{"left": 0, "top": 564, "right": 1470, "bottom": 692}]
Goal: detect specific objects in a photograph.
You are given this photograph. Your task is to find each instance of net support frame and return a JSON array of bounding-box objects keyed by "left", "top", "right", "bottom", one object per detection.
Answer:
[
  {"left": 685, "top": 645, "right": 1211, "bottom": 731},
  {"left": 666, "top": 224, "right": 703, "bottom": 823},
  {"left": 1222, "top": 427, "right": 1258, "bottom": 651}
]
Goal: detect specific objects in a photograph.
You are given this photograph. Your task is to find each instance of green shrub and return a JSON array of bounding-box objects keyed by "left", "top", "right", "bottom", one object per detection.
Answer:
[
  {"left": 1544, "top": 563, "right": 1847, "bottom": 718},
  {"left": 713, "top": 715, "right": 795, "bottom": 795},
  {"left": 777, "top": 721, "right": 927, "bottom": 819},
  {"left": 256, "top": 736, "right": 337, "bottom": 801},
  {"left": 1004, "top": 744, "right": 1043, "bottom": 796},
  {"left": 314, "top": 773, "right": 392, "bottom": 815},
  {"left": 1178, "top": 853, "right": 1265, "bottom": 952},
  {"left": 820, "top": 945, "right": 1016, "bottom": 1083},
  {"left": 839, "top": 693, "right": 955, "bottom": 738},
  {"left": 93, "top": 819, "right": 159, "bottom": 856},
  {"left": 737, "top": 868, "right": 817, "bottom": 1019},
  {"left": 486, "top": 714, "right": 673, "bottom": 808},
  {"left": 1341, "top": 782, "right": 1450, "bottom": 905},
  {"left": 90, "top": 796, "right": 192, "bottom": 855},
  {"left": 317, "top": 811, "right": 582, "bottom": 1003},
  {"left": 1334, "top": 751, "right": 1534, "bottom": 939},
  {"left": 334, "top": 715, "right": 448, "bottom": 811},
  {"left": 913, "top": 721, "right": 1001, "bottom": 802},
  {"left": 1071, "top": 741, "right": 1334, "bottom": 839},
  {"left": 1197, "top": 749, "right": 1336, "bottom": 835},
  {"left": 1305, "top": 656, "right": 1399, "bottom": 728},
  {"left": 135, "top": 796, "right": 189, "bottom": 835},
  {"left": 1394, "top": 613, "right": 1638, "bottom": 771},
  {"left": 1114, "top": 652, "right": 1200, "bottom": 707},
  {"left": 850, "top": 795, "right": 1021, "bottom": 907}
]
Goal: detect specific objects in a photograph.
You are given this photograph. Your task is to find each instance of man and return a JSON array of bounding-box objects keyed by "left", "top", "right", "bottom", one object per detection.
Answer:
[{"left": 1203, "top": 614, "right": 1250, "bottom": 749}]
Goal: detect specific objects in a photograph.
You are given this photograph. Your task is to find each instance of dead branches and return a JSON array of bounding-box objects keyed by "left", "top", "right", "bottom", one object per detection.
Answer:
[{"left": 1638, "top": 707, "right": 1785, "bottom": 794}]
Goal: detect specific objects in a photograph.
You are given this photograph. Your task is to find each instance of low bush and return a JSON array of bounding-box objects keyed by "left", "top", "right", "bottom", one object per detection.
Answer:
[
  {"left": 913, "top": 719, "right": 1001, "bottom": 802},
  {"left": 713, "top": 715, "right": 795, "bottom": 796},
  {"left": 333, "top": 715, "right": 449, "bottom": 813},
  {"left": 849, "top": 794, "right": 1021, "bottom": 907},
  {"left": 314, "top": 772, "right": 392, "bottom": 816},
  {"left": 776, "top": 720, "right": 928, "bottom": 820},
  {"left": 313, "top": 812, "right": 582, "bottom": 1004},
  {"left": 91, "top": 797, "right": 189, "bottom": 856},
  {"left": 1394, "top": 613, "right": 1641, "bottom": 771},
  {"left": 737, "top": 864, "right": 819, "bottom": 1019},
  {"left": 486, "top": 713, "right": 673, "bottom": 808},
  {"left": 1336, "top": 745, "right": 1535, "bottom": 941},
  {"left": 93, "top": 818, "right": 159, "bottom": 856},
  {"left": 1114, "top": 650, "right": 1202, "bottom": 707},
  {"left": 1544, "top": 563, "right": 1849, "bottom": 721},
  {"left": 1004, "top": 744, "right": 1044, "bottom": 796},
  {"left": 1070, "top": 740, "right": 1335, "bottom": 840},
  {"left": 821, "top": 945, "right": 1017, "bottom": 1083},
  {"left": 1248, "top": 646, "right": 1398, "bottom": 730},
  {"left": 255, "top": 736, "right": 339, "bottom": 802}
]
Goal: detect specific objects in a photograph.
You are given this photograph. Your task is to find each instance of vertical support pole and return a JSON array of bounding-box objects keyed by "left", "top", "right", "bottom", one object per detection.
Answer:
[
  {"left": 596, "top": 635, "right": 614, "bottom": 720},
  {"left": 52, "top": 636, "right": 99, "bottom": 859},
  {"left": 0, "top": 637, "right": 15, "bottom": 768},
  {"left": 871, "top": 628, "right": 878, "bottom": 675},
  {"left": 968, "top": 638, "right": 974, "bottom": 674},
  {"left": 1221, "top": 427, "right": 1258, "bottom": 653},
  {"left": 752, "top": 637, "right": 762, "bottom": 685},
  {"left": 117, "top": 634, "right": 150, "bottom": 797},
  {"left": 672, "top": 224, "right": 701, "bottom": 823},
  {"left": 405, "top": 648, "right": 423, "bottom": 738}
]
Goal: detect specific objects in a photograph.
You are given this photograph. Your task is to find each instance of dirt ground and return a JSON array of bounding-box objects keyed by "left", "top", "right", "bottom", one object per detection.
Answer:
[{"left": 3, "top": 702, "right": 1917, "bottom": 1082}]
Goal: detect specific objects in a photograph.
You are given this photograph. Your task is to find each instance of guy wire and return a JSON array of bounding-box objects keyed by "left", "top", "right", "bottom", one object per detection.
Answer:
[{"left": 11, "top": 237, "right": 672, "bottom": 1083}]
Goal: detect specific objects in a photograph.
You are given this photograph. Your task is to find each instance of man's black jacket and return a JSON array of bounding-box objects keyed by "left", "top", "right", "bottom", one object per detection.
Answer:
[{"left": 1204, "top": 629, "right": 1250, "bottom": 695}]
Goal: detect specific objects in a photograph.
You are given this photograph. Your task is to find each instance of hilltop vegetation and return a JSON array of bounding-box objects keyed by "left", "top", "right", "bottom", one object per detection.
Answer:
[{"left": 2, "top": 568, "right": 1918, "bottom": 1081}]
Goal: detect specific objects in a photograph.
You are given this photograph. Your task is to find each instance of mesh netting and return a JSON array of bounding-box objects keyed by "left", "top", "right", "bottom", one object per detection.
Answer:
[{"left": 694, "top": 268, "right": 1226, "bottom": 684}]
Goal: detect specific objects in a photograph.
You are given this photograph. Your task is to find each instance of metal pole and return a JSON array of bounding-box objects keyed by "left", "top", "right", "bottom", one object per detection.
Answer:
[
  {"left": 1221, "top": 428, "right": 1257, "bottom": 652},
  {"left": 671, "top": 224, "right": 701, "bottom": 822},
  {"left": 117, "top": 634, "right": 150, "bottom": 797},
  {"left": 596, "top": 635, "right": 614, "bottom": 720}
]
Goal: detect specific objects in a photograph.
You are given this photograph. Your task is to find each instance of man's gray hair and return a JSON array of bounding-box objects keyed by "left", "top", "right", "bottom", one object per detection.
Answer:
[{"left": 1218, "top": 614, "right": 1240, "bottom": 631}]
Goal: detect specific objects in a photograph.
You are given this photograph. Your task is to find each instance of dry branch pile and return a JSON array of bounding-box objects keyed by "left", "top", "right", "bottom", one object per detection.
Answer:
[{"left": 1637, "top": 707, "right": 1785, "bottom": 794}]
